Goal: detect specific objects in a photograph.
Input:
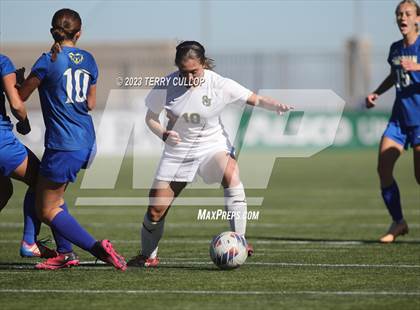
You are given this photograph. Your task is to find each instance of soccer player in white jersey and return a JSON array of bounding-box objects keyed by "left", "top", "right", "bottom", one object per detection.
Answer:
[{"left": 128, "top": 41, "right": 292, "bottom": 267}]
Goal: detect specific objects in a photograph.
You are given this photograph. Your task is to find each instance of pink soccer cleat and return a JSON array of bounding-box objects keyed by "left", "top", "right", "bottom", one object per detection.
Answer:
[
  {"left": 35, "top": 252, "right": 79, "bottom": 270},
  {"left": 93, "top": 240, "right": 127, "bottom": 271}
]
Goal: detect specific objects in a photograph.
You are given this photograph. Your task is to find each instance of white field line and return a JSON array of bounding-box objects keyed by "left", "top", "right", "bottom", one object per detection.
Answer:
[
  {"left": 0, "top": 239, "right": 414, "bottom": 246},
  {"left": 1, "top": 260, "right": 419, "bottom": 269},
  {"left": 0, "top": 289, "right": 419, "bottom": 296},
  {"left": 0, "top": 239, "right": 377, "bottom": 245},
  {"left": 1, "top": 222, "right": 419, "bottom": 229}
]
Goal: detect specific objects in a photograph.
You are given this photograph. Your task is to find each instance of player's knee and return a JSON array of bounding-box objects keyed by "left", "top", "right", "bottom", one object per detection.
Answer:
[
  {"left": 148, "top": 206, "right": 165, "bottom": 222},
  {"left": 222, "top": 168, "right": 240, "bottom": 188},
  {"left": 36, "top": 208, "right": 49, "bottom": 223},
  {"left": 36, "top": 205, "right": 57, "bottom": 224}
]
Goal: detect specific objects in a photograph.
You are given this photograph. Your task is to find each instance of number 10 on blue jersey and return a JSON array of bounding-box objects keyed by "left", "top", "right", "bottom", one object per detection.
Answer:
[{"left": 63, "top": 68, "right": 91, "bottom": 104}]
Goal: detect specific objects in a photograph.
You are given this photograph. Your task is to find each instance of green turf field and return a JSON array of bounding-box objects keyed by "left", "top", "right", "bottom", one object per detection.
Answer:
[{"left": 0, "top": 149, "right": 419, "bottom": 310}]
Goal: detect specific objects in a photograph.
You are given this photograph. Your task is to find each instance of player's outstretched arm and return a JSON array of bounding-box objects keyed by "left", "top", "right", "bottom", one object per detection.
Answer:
[
  {"left": 2, "top": 72, "right": 30, "bottom": 135},
  {"left": 365, "top": 70, "right": 395, "bottom": 109},
  {"left": 145, "top": 109, "right": 180, "bottom": 146},
  {"left": 246, "top": 93, "right": 293, "bottom": 115}
]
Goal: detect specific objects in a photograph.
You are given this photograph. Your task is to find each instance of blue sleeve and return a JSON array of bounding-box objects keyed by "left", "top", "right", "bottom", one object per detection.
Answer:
[
  {"left": 0, "top": 55, "right": 16, "bottom": 77},
  {"left": 31, "top": 53, "right": 50, "bottom": 81}
]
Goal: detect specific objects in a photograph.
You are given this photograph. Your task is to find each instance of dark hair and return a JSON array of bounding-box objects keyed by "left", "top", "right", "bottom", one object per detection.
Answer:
[
  {"left": 50, "top": 8, "right": 82, "bottom": 43},
  {"left": 175, "top": 41, "right": 214, "bottom": 69}
]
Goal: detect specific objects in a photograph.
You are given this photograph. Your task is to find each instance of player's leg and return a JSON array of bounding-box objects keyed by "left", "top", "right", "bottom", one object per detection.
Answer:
[
  {"left": 9, "top": 149, "right": 45, "bottom": 256},
  {"left": 35, "top": 148, "right": 126, "bottom": 270},
  {"left": 377, "top": 136, "right": 407, "bottom": 242},
  {"left": 220, "top": 154, "right": 247, "bottom": 234},
  {"left": 128, "top": 180, "right": 186, "bottom": 267},
  {"left": 201, "top": 151, "right": 252, "bottom": 255},
  {"left": 0, "top": 176, "right": 13, "bottom": 212},
  {"left": 221, "top": 154, "right": 254, "bottom": 255}
]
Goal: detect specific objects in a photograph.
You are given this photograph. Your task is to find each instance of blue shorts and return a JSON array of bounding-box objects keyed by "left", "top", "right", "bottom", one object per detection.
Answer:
[
  {"left": 40, "top": 146, "right": 96, "bottom": 183},
  {"left": 383, "top": 120, "right": 420, "bottom": 150},
  {"left": 0, "top": 129, "right": 28, "bottom": 177}
]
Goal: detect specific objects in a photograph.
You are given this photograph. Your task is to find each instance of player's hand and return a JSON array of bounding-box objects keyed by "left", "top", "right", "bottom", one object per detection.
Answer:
[
  {"left": 400, "top": 59, "right": 418, "bottom": 71},
  {"left": 276, "top": 103, "right": 294, "bottom": 115},
  {"left": 365, "top": 93, "right": 378, "bottom": 109},
  {"left": 16, "top": 118, "right": 31, "bottom": 135},
  {"left": 15, "top": 67, "right": 25, "bottom": 87},
  {"left": 162, "top": 130, "right": 181, "bottom": 146}
]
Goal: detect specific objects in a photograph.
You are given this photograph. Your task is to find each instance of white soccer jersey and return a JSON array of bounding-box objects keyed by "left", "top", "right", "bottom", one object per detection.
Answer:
[{"left": 146, "top": 69, "right": 252, "bottom": 157}]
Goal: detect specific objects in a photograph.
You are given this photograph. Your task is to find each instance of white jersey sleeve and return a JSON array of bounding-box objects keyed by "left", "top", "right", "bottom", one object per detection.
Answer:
[
  {"left": 145, "top": 86, "right": 167, "bottom": 114},
  {"left": 218, "top": 77, "right": 253, "bottom": 105}
]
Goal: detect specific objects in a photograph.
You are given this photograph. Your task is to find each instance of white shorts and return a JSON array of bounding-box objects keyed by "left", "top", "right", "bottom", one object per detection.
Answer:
[{"left": 154, "top": 139, "right": 233, "bottom": 183}]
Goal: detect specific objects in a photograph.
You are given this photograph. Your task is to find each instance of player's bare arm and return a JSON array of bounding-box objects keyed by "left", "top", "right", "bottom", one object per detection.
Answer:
[
  {"left": 145, "top": 109, "right": 180, "bottom": 145},
  {"left": 246, "top": 93, "right": 293, "bottom": 115},
  {"left": 17, "top": 72, "right": 41, "bottom": 102},
  {"left": 87, "top": 84, "right": 96, "bottom": 111},
  {"left": 2, "top": 72, "right": 30, "bottom": 134},
  {"left": 365, "top": 70, "right": 395, "bottom": 109}
]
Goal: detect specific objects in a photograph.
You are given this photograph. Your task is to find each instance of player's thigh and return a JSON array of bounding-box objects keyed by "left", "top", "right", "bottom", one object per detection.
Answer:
[
  {"left": 35, "top": 174, "right": 67, "bottom": 223},
  {"left": 378, "top": 136, "right": 404, "bottom": 175},
  {"left": 0, "top": 176, "right": 13, "bottom": 211},
  {"left": 10, "top": 148, "right": 40, "bottom": 188},
  {"left": 199, "top": 151, "right": 241, "bottom": 187},
  {"left": 413, "top": 144, "right": 420, "bottom": 185}
]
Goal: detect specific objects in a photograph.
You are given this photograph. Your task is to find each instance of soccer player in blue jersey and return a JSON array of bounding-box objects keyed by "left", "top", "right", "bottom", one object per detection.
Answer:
[
  {"left": 17, "top": 8, "right": 126, "bottom": 270},
  {"left": 366, "top": 0, "right": 420, "bottom": 243},
  {"left": 0, "top": 54, "right": 57, "bottom": 259}
]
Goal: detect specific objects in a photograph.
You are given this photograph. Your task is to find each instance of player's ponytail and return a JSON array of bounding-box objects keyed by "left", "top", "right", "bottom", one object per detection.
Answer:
[
  {"left": 50, "top": 8, "right": 82, "bottom": 61},
  {"left": 175, "top": 41, "right": 215, "bottom": 70}
]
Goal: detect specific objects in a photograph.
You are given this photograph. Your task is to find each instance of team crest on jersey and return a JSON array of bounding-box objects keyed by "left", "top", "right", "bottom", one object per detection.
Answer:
[
  {"left": 202, "top": 95, "right": 211, "bottom": 107},
  {"left": 68, "top": 53, "right": 84, "bottom": 65}
]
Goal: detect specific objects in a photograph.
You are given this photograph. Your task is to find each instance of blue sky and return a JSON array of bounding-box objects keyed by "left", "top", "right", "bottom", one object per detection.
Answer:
[{"left": 0, "top": 0, "right": 405, "bottom": 52}]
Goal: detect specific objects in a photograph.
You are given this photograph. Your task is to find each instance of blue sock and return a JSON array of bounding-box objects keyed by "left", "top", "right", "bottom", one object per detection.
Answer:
[
  {"left": 381, "top": 181, "right": 403, "bottom": 222},
  {"left": 52, "top": 203, "right": 73, "bottom": 254},
  {"left": 22, "top": 191, "right": 40, "bottom": 244},
  {"left": 50, "top": 208, "right": 96, "bottom": 252}
]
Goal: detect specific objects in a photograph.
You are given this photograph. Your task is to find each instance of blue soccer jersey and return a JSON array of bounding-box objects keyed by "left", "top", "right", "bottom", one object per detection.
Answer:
[
  {"left": 31, "top": 46, "right": 98, "bottom": 151},
  {"left": 387, "top": 35, "right": 420, "bottom": 127},
  {"left": 0, "top": 54, "right": 16, "bottom": 129}
]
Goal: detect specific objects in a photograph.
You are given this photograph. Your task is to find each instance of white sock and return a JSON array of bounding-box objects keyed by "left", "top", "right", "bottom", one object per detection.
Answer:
[
  {"left": 141, "top": 213, "right": 165, "bottom": 259},
  {"left": 224, "top": 182, "right": 247, "bottom": 236}
]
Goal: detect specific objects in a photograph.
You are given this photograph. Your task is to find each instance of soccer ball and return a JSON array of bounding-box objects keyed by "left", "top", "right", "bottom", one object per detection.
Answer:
[{"left": 209, "top": 231, "right": 248, "bottom": 270}]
